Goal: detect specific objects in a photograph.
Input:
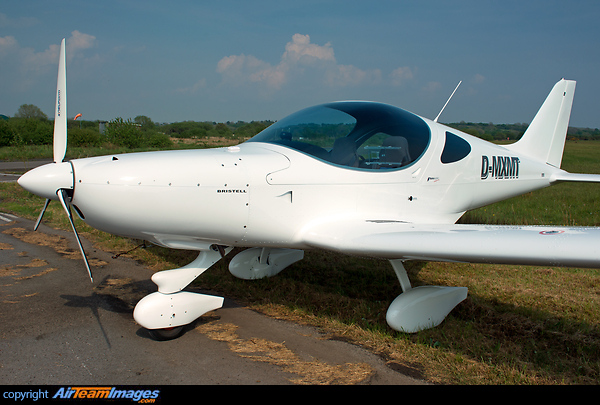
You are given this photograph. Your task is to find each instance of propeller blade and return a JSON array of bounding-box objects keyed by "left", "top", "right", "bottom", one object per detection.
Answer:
[
  {"left": 33, "top": 198, "right": 51, "bottom": 231},
  {"left": 53, "top": 38, "right": 67, "bottom": 163},
  {"left": 57, "top": 189, "right": 93, "bottom": 282}
]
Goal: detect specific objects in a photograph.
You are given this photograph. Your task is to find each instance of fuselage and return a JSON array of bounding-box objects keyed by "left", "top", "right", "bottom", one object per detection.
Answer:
[
  {"left": 68, "top": 121, "right": 559, "bottom": 251},
  {"left": 20, "top": 102, "right": 563, "bottom": 252}
]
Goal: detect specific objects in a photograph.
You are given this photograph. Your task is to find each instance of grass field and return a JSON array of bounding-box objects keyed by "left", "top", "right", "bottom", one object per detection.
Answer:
[{"left": 1, "top": 140, "right": 599, "bottom": 384}]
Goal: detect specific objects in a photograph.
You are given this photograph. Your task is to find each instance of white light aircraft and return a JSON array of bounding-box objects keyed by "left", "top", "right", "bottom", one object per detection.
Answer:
[{"left": 18, "top": 39, "right": 600, "bottom": 340}]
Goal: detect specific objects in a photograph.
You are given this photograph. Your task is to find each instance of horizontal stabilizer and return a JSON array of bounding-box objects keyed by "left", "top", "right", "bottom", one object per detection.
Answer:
[{"left": 551, "top": 172, "right": 600, "bottom": 183}]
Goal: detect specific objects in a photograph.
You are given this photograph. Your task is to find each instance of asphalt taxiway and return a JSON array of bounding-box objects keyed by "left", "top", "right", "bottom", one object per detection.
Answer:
[
  {"left": 0, "top": 212, "right": 426, "bottom": 385},
  {"left": 0, "top": 160, "right": 52, "bottom": 183}
]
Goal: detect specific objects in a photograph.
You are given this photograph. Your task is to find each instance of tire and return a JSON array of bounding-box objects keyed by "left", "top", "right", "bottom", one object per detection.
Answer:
[{"left": 147, "top": 326, "right": 184, "bottom": 341}]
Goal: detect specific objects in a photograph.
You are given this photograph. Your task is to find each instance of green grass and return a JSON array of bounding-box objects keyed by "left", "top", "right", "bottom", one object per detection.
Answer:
[
  {"left": 0, "top": 136, "right": 246, "bottom": 162},
  {"left": 1, "top": 140, "right": 600, "bottom": 384},
  {"left": 0, "top": 144, "right": 188, "bottom": 162}
]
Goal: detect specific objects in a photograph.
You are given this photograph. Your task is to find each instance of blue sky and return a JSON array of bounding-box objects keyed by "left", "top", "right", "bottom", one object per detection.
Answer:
[{"left": 1, "top": 1, "right": 599, "bottom": 128}]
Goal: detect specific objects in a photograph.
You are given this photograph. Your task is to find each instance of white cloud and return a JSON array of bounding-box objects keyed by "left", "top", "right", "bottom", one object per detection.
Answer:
[
  {"left": 0, "top": 31, "right": 97, "bottom": 92},
  {"left": 176, "top": 78, "right": 206, "bottom": 94},
  {"left": 0, "top": 35, "right": 17, "bottom": 55},
  {"left": 326, "top": 65, "right": 382, "bottom": 87},
  {"left": 1, "top": 31, "right": 97, "bottom": 73},
  {"left": 459, "top": 74, "right": 486, "bottom": 97},
  {"left": 423, "top": 81, "right": 441, "bottom": 92},
  {"left": 216, "top": 53, "right": 283, "bottom": 88},
  {"left": 282, "top": 33, "right": 335, "bottom": 65},
  {"left": 68, "top": 30, "right": 96, "bottom": 58},
  {"left": 216, "top": 33, "right": 381, "bottom": 90},
  {"left": 472, "top": 73, "right": 485, "bottom": 84},
  {"left": 21, "top": 42, "right": 60, "bottom": 73},
  {"left": 390, "top": 66, "right": 414, "bottom": 86}
]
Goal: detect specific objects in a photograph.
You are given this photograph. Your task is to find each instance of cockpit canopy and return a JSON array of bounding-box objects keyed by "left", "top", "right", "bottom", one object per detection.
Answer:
[{"left": 247, "top": 102, "right": 431, "bottom": 170}]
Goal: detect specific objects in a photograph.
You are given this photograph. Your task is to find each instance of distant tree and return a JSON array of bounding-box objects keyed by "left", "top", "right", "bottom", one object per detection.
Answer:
[
  {"left": 0, "top": 120, "right": 15, "bottom": 147},
  {"left": 105, "top": 117, "right": 142, "bottom": 148},
  {"left": 161, "top": 121, "right": 213, "bottom": 138},
  {"left": 214, "top": 122, "right": 231, "bottom": 136},
  {"left": 134, "top": 115, "right": 155, "bottom": 131},
  {"left": 105, "top": 117, "right": 173, "bottom": 149},
  {"left": 9, "top": 118, "right": 52, "bottom": 145},
  {"left": 14, "top": 104, "right": 48, "bottom": 120},
  {"left": 144, "top": 132, "right": 173, "bottom": 148},
  {"left": 67, "top": 127, "right": 104, "bottom": 147},
  {"left": 234, "top": 121, "right": 272, "bottom": 138}
]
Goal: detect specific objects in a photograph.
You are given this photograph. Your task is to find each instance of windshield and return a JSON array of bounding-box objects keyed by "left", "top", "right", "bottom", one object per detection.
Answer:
[{"left": 247, "top": 102, "right": 431, "bottom": 170}]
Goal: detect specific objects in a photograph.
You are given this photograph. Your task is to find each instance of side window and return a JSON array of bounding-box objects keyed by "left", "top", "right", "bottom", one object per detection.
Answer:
[{"left": 441, "top": 132, "right": 471, "bottom": 164}]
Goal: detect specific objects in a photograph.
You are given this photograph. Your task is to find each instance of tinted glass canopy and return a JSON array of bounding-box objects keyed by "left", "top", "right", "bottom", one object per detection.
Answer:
[{"left": 247, "top": 102, "right": 431, "bottom": 170}]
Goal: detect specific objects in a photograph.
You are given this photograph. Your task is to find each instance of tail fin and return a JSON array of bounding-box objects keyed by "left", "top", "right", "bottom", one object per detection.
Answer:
[{"left": 506, "top": 79, "right": 576, "bottom": 168}]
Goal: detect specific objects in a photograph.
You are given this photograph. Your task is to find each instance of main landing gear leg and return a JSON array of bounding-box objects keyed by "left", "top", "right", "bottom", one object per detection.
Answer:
[
  {"left": 385, "top": 260, "right": 468, "bottom": 333},
  {"left": 133, "top": 246, "right": 233, "bottom": 340}
]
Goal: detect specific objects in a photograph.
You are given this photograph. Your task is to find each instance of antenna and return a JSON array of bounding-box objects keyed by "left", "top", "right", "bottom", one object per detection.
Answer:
[{"left": 434, "top": 80, "right": 462, "bottom": 123}]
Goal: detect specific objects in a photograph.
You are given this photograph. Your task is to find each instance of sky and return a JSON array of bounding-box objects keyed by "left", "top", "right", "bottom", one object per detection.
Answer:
[{"left": 1, "top": 0, "right": 599, "bottom": 128}]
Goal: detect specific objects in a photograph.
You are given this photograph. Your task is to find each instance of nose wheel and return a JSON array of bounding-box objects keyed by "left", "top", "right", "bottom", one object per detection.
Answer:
[
  {"left": 147, "top": 326, "right": 184, "bottom": 341},
  {"left": 134, "top": 249, "right": 232, "bottom": 341}
]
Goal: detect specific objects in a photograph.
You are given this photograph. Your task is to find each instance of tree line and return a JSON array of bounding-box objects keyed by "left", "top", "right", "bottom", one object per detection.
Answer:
[
  {"left": 2, "top": 103, "right": 599, "bottom": 149},
  {"left": 450, "top": 121, "right": 600, "bottom": 141},
  {"left": 0, "top": 104, "right": 273, "bottom": 149}
]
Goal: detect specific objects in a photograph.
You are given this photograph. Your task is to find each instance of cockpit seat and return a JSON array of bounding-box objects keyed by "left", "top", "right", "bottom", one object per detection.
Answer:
[
  {"left": 330, "top": 137, "right": 359, "bottom": 167},
  {"left": 379, "top": 136, "right": 411, "bottom": 167}
]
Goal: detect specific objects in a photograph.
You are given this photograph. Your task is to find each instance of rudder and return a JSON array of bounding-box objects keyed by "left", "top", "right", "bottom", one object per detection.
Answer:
[{"left": 506, "top": 79, "right": 576, "bottom": 168}]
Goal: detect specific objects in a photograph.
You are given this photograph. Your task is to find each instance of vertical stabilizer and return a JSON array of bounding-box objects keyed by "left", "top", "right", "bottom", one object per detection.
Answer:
[
  {"left": 506, "top": 79, "right": 575, "bottom": 168},
  {"left": 53, "top": 38, "right": 67, "bottom": 163}
]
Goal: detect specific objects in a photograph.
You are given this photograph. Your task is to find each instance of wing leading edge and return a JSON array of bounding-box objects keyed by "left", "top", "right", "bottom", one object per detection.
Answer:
[{"left": 301, "top": 219, "right": 600, "bottom": 269}]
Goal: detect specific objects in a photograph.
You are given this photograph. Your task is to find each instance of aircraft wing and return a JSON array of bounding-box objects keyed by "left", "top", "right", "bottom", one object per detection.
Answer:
[{"left": 301, "top": 219, "right": 600, "bottom": 268}]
